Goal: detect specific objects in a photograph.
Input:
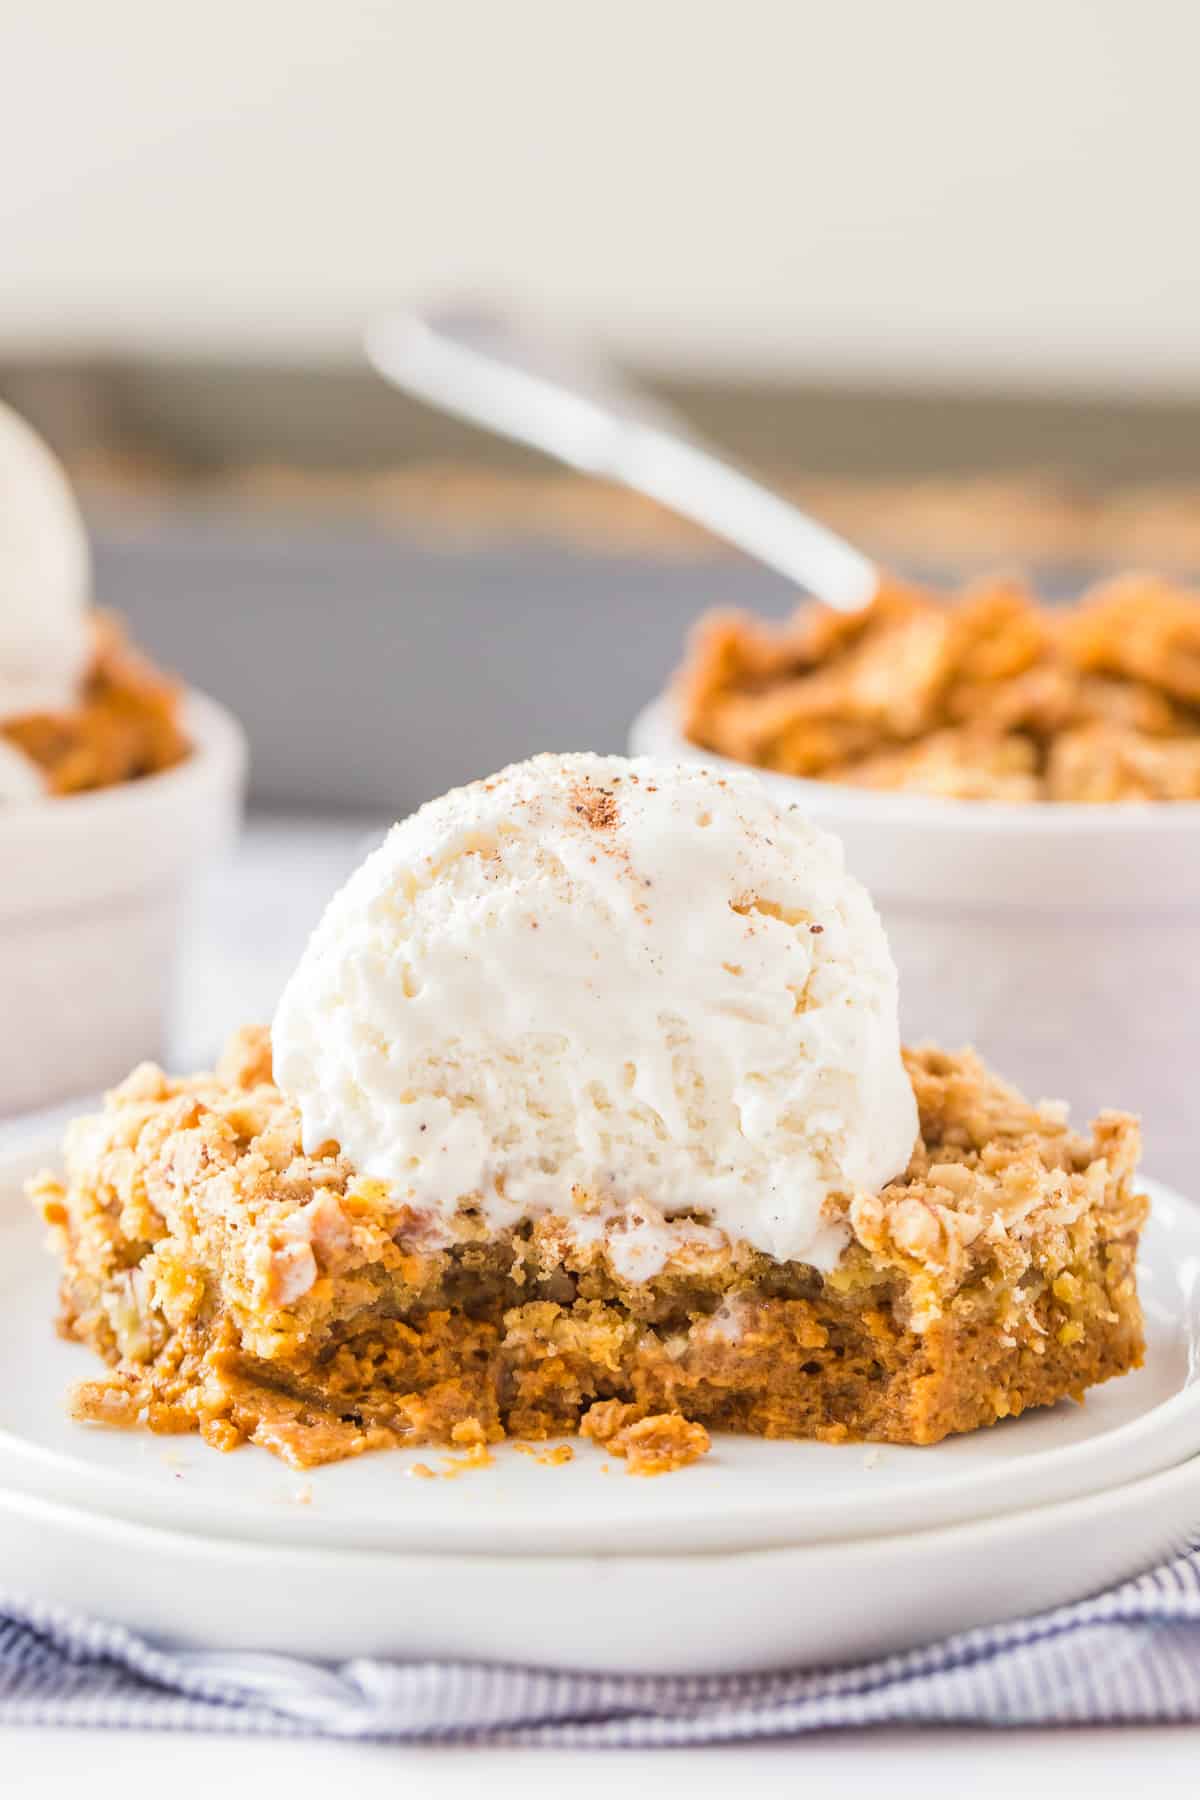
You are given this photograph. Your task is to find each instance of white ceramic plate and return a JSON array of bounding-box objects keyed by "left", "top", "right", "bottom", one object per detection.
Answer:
[
  {"left": 0, "top": 1455, "right": 1198, "bottom": 1673},
  {"left": 3, "top": 1138, "right": 1199, "bottom": 1556}
]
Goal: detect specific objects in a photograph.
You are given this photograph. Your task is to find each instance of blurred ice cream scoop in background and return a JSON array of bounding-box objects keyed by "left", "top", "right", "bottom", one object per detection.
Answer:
[
  {"left": 0, "top": 401, "right": 91, "bottom": 798},
  {"left": 0, "top": 737, "right": 43, "bottom": 802}
]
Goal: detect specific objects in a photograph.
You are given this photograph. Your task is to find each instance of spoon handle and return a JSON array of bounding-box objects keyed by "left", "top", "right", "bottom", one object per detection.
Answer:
[
  {"left": 619, "top": 426, "right": 878, "bottom": 606},
  {"left": 366, "top": 312, "right": 878, "bottom": 610}
]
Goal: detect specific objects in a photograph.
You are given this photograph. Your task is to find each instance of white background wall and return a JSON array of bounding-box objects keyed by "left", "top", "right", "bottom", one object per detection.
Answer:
[{"left": 1, "top": 0, "right": 1196, "bottom": 391}]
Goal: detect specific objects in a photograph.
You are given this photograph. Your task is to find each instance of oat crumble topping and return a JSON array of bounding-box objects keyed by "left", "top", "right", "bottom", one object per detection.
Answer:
[
  {"left": 2, "top": 611, "right": 189, "bottom": 794},
  {"left": 677, "top": 574, "right": 1200, "bottom": 802}
]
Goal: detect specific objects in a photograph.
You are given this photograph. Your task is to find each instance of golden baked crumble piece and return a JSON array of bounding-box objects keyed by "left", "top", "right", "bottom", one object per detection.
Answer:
[
  {"left": 30, "top": 1031, "right": 1146, "bottom": 1470},
  {"left": 677, "top": 572, "right": 1200, "bottom": 802},
  {"left": 1063, "top": 575, "right": 1200, "bottom": 705},
  {"left": 581, "top": 1402, "right": 711, "bottom": 1475},
  {"left": 1, "top": 611, "right": 190, "bottom": 794}
]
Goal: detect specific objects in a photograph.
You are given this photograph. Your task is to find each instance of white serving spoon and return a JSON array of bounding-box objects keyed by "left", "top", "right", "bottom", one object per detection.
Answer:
[{"left": 365, "top": 304, "right": 878, "bottom": 610}]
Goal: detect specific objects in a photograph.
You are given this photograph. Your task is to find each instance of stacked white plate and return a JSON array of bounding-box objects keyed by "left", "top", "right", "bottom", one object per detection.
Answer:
[{"left": 2, "top": 1136, "right": 1199, "bottom": 1675}]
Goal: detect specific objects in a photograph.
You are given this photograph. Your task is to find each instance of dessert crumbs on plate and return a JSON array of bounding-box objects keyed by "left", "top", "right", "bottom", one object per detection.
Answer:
[
  {"left": 513, "top": 1443, "right": 576, "bottom": 1466},
  {"left": 580, "top": 1403, "right": 713, "bottom": 1476},
  {"left": 439, "top": 1442, "right": 496, "bottom": 1479}
]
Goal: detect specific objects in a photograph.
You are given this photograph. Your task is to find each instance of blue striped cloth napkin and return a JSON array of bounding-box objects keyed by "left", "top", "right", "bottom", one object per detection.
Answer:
[{"left": 3, "top": 1543, "right": 1200, "bottom": 1743}]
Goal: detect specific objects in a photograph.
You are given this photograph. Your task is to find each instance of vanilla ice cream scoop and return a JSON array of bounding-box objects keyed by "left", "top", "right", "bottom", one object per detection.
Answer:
[
  {"left": 273, "top": 754, "right": 917, "bottom": 1269},
  {"left": 0, "top": 737, "right": 45, "bottom": 802},
  {"left": 0, "top": 399, "right": 91, "bottom": 724}
]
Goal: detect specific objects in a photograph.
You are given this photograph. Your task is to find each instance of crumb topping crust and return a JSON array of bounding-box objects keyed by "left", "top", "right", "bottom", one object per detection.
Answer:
[{"left": 677, "top": 574, "right": 1200, "bottom": 802}]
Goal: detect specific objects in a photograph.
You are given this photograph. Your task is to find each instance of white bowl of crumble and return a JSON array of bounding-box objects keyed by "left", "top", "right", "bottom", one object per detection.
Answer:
[
  {"left": 0, "top": 680, "right": 245, "bottom": 1113},
  {"left": 0, "top": 399, "right": 246, "bottom": 1114},
  {"left": 632, "top": 573, "right": 1200, "bottom": 1188}
]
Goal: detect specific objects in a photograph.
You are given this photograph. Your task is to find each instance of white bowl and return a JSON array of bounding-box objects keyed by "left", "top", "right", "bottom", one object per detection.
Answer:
[
  {"left": 632, "top": 697, "right": 1200, "bottom": 1189},
  {"left": 0, "top": 692, "right": 246, "bottom": 1114}
]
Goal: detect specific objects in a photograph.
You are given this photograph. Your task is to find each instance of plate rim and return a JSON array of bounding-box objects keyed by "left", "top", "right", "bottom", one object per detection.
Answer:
[{"left": 1, "top": 1440, "right": 1198, "bottom": 1568}]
